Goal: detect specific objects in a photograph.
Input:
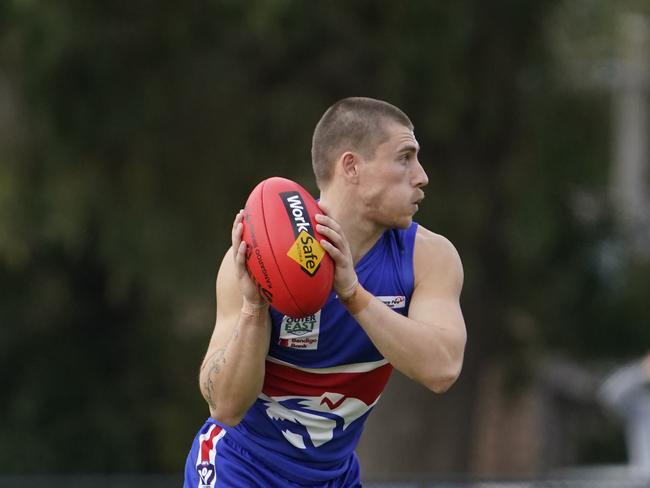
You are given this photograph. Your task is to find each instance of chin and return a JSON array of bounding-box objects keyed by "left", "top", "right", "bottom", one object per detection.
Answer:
[
  {"left": 371, "top": 209, "right": 413, "bottom": 229},
  {"left": 390, "top": 216, "right": 413, "bottom": 229}
]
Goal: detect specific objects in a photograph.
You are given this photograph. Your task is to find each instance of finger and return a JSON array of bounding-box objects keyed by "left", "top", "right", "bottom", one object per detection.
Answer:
[
  {"left": 234, "top": 240, "right": 247, "bottom": 272},
  {"left": 236, "top": 240, "right": 247, "bottom": 261},
  {"left": 315, "top": 213, "right": 341, "bottom": 233},
  {"left": 232, "top": 221, "right": 243, "bottom": 245},
  {"left": 316, "top": 223, "right": 346, "bottom": 249},
  {"left": 320, "top": 239, "right": 348, "bottom": 265},
  {"left": 232, "top": 209, "right": 244, "bottom": 228},
  {"left": 232, "top": 213, "right": 243, "bottom": 242},
  {"left": 232, "top": 209, "right": 244, "bottom": 237},
  {"left": 232, "top": 222, "right": 244, "bottom": 263}
]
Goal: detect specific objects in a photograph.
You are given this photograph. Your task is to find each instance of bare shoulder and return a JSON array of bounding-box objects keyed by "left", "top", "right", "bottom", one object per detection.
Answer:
[
  {"left": 413, "top": 225, "right": 463, "bottom": 292},
  {"left": 414, "top": 225, "right": 462, "bottom": 267}
]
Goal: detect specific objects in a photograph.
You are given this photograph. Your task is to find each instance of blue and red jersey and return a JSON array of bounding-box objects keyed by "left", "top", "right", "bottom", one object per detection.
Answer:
[{"left": 186, "top": 222, "right": 418, "bottom": 486}]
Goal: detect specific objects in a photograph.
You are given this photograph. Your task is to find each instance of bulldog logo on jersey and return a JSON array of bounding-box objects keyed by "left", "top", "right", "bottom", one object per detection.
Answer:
[
  {"left": 260, "top": 359, "right": 393, "bottom": 451},
  {"left": 261, "top": 392, "right": 375, "bottom": 449}
]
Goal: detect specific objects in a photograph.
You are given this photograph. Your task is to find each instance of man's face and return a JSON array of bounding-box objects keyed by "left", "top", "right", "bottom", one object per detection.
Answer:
[{"left": 357, "top": 121, "right": 428, "bottom": 229}]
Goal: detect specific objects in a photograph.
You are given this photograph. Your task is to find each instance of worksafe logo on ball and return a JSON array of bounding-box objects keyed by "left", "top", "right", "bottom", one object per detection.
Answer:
[
  {"left": 287, "top": 230, "right": 325, "bottom": 275},
  {"left": 278, "top": 311, "right": 321, "bottom": 350},
  {"left": 280, "top": 191, "right": 325, "bottom": 276}
]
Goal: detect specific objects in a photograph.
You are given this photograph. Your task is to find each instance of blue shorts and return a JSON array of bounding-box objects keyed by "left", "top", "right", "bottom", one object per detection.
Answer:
[{"left": 183, "top": 419, "right": 361, "bottom": 487}]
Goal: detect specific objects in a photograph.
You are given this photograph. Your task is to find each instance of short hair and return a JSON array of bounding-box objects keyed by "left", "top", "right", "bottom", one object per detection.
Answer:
[{"left": 311, "top": 97, "right": 413, "bottom": 188}]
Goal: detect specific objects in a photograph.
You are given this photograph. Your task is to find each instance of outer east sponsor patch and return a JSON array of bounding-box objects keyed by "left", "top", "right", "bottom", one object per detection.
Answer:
[
  {"left": 278, "top": 311, "right": 321, "bottom": 350},
  {"left": 377, "top": 295, "right": 406, "bottom": 309}
]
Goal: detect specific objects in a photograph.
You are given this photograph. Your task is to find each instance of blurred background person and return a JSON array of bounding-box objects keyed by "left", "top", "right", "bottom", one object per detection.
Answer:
[{"left": 599, "top": 353, "right": 650, "bottom": 471}]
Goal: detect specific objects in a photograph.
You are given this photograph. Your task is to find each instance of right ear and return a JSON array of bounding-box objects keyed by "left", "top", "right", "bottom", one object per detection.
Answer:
[{"left": 340, "top": 151, "right": 360, "bottom": 183}]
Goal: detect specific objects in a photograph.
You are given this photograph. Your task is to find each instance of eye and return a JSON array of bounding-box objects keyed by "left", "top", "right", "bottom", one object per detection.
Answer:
[{"left": 399, "top": 153, "right": 410, "bottom": 163}]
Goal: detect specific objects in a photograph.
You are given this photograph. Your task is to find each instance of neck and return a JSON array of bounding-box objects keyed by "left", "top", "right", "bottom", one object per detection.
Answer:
[{"left": 318, "top": 187, "right": 386, "bottom": 264}]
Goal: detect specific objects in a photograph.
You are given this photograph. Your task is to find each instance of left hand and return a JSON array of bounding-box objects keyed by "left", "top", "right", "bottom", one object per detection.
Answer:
[
  {"left": 315, "top": 213, "right": 358, "bottom": 299},
  {"left": 231, "top": 210, "right": 267, "bottom": 307}
]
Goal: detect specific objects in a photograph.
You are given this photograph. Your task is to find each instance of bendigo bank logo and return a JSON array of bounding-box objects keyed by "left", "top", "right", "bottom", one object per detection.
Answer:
[{"left": 281, "top": 191, "right": 325, "bottom": 276}]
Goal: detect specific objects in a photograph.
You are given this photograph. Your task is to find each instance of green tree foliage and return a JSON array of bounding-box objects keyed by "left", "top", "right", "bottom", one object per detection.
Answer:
[{"left": 1, "top": 0, "right": 649, "bottom": 474}]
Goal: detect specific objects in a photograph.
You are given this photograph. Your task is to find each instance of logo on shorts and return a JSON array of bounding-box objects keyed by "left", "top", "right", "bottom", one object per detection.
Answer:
[
  {"left": 197, "top": 461, "right": 215, "bottom": 487},
  {"left": 195, "top": 424, "right": 223, "bottom": 487},
  {"left": 279, "top": 311, "right": 321, "bottom": 350},
  {"left": 377, "top": 295, "right": 406, "bottom": 309}
]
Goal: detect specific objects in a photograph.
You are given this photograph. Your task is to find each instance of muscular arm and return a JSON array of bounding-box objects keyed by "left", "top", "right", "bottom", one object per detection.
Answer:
[
  {"left": 317, "top": 213, "right": 466, "bottom": 393},
  {"left": 351, "top": 228, "right": 466, "bottom": 392},
  {"left": 198, "top": 212, "right": 272, "bottom": 425}
]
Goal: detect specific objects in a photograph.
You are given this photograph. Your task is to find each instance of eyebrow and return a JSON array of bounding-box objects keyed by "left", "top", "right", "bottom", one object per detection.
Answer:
[{"left": 397, "top": 143, "right": 420, "bottom": 154}]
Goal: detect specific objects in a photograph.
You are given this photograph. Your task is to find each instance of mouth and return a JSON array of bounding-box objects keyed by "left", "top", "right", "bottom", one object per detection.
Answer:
[{"left": 412, "top": 193, "right": 425, "bottom": 208}]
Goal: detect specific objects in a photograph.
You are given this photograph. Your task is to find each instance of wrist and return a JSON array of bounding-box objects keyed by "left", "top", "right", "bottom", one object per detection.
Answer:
[
  {"left": 337, "top": 278, "right": 359, "bottom": 301},
  {"left": 339, "top": 282, "right": 372, "bottom": 315},
  {"left": 241, "top": 298, "right": 269, "bottom": 318}
]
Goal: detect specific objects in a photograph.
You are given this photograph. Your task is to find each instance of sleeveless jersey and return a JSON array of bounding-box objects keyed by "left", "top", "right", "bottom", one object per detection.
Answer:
[{"left": 211, "top": 222, "right": 418, "bottom": 484}]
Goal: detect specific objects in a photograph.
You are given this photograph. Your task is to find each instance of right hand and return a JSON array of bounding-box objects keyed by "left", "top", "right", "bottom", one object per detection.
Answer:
[
  {"left": 232, "top": 210, "right": 267, "bottom": 307},
  {"left": 314, "top": 213, "right": 358, "bottom": 299}
]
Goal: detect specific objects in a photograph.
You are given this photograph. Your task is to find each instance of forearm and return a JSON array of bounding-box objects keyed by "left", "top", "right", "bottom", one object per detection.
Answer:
[
  {"left": 199, "top": 305, "right": 271, "bottom": 425},
  {"left": 345, "top": 286, "right": 465, "bottom": 393}
]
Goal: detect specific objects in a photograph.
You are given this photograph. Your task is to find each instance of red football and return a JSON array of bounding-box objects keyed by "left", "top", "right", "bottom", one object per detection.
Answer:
[{"left": 241, "top": 177, "right": 335, "bottom": 318}]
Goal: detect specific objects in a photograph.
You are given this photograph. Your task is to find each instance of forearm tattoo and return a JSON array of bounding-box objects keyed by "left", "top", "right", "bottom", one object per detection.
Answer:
[
  {"left": 202, "top": 348, "right": 225, "bottom": 409},
  {"left": 201, "top": 325, "right": 240, "bottom": 409}
]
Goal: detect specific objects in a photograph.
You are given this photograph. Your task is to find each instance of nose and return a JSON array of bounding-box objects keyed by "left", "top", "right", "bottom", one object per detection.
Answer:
[{"left": 412, "top": 159, "right": 429, "bottom": 188}]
